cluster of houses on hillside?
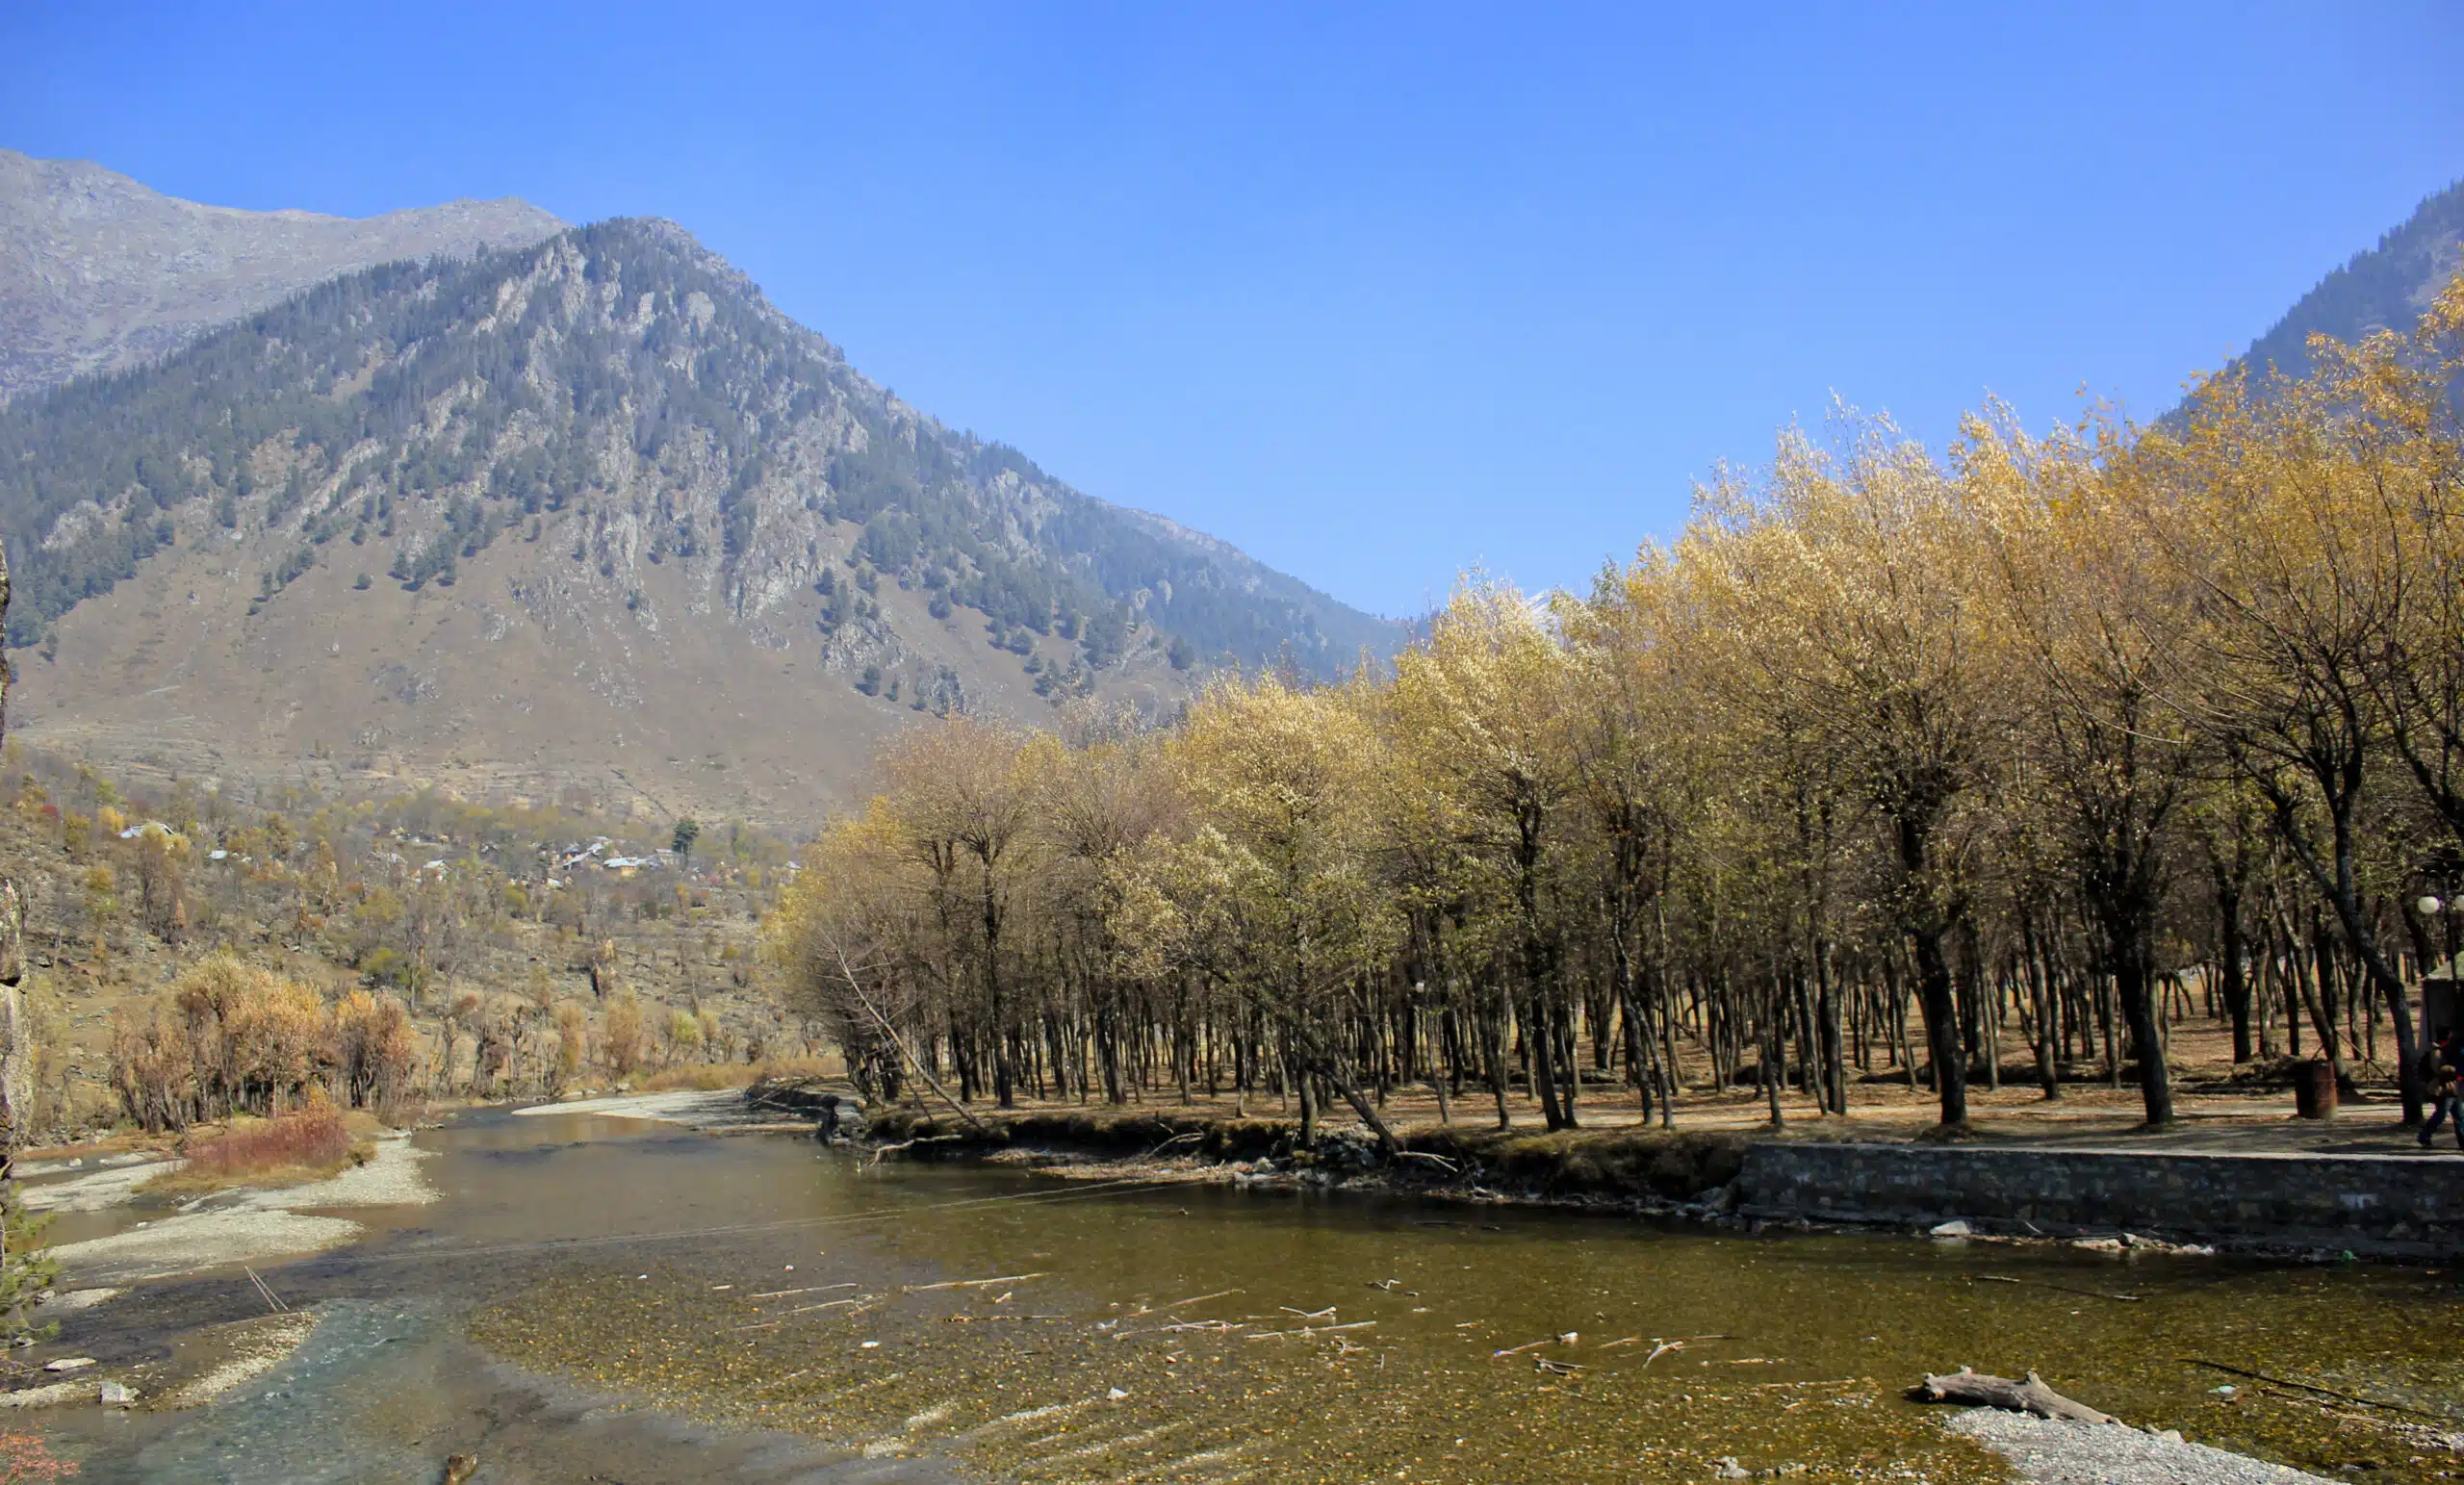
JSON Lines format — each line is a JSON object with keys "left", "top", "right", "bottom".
{"left": 547, "top": 837, "right": 672, "bottom": 881}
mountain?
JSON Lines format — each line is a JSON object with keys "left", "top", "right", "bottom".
{"left": 0, "top": 147, "right": 564, "bottom": 403}
{"left": 0, "top": 217, "right": 1402, "bottom": 824}
{"left": 2229, "top": 177, "right": 2463, "bottom": 384}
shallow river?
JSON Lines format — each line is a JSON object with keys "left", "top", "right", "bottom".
{"left": 38, "top": 1109, "right": 2464, "bottom": 1483}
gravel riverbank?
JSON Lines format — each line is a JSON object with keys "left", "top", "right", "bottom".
{"left": 1949, "top": 1409, "right": 2339, "bottom": 1485}
{"left": 45, "top": 1133, "right": 436, "bottom": 1285}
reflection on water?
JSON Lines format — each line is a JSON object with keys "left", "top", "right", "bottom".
{"left": 38, "top": 1109, "right": 2464, "bottom": 1482}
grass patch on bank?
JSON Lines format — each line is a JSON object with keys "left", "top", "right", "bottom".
{"left": 141, "top": 1103, "right": 379, "bottom": 1195}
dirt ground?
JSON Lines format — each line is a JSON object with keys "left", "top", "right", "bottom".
{"left": 963, "top": 1019, "right": 2436, "bottom": 1158}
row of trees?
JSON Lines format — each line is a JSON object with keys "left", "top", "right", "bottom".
{"left": 770, "top": 278, "right": 2464, "bottom": 1134}
{"left": 107, "top": 959, "right": 419, "bottom": 1130}
{"left": 102, "top": 957, "right": 763, "bottom": 1131}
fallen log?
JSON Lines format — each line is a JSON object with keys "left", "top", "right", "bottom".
{"left": 861, "top": 1133, "right": 972, "bottom": 1168}
{"left": 1911, "top": 1367, "right": 2117, "bottom": 1424}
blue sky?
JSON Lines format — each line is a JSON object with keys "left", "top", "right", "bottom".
{"left": 7, "top": 3, "right": 2460, "bottom": 618}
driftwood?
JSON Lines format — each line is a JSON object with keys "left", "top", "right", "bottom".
{"left": 906, "top": 1272, "right": 1046, "bottom": 1293}
{"left": 1165, "top": 1288, "right": 1242, "bottom": 1309}
{"left": 1912, "top": 1367, "right": 2117, "bottom": 1424}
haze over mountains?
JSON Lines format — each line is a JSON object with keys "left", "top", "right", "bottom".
{"left": 0, "top": 160, "right": 1399, "bottom": 824}
{"left": 0, "top": 148, "right": 563, "bottom": 404}
{"left": 0, "top": 155, "right": 2454, "bottom": 828}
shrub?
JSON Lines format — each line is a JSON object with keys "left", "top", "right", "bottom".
{"left": 603, "top": 994, "right": 643, "bottom": 1076}
{"left": 180, "top": 1101, "right": 350, "bottom": 1182}
{"left": 0, "top": 1185, "right": 57, "bottom": 1349}
{"left": 0, "top": 1429, "right": 77, "bottom": 1481}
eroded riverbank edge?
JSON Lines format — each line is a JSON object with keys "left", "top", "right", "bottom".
{"left": 836, "top": 1102, "right": 2464, "bottom": 1264}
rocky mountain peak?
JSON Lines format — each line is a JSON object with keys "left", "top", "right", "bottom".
{"left": 0, "top": 146, "right": 564, "bottom": 402}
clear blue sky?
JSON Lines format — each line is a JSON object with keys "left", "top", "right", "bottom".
{"left": 7, "top": 3, "right": 2460, "bottom": 618}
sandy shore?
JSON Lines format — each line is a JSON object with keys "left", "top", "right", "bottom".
{"left": 20, "top": 1157, "right": 183, "bottom": 1214}
{"left": 512, "top": 1088, "right": 747, "bottom": 1124}
{"left": 46, "top": 1133, "right": 437, "bottom": 1285}
{"left": 510, "top": 1088, "right": 792, "bottom": 1129}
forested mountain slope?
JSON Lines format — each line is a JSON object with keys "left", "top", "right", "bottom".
{"left": 2231, "top": 178, "right": 2463, "bottom": 385}
{"left": 0, "top": 147, "right": 563, "bottom": 402}
{"left": 0, "top": 218, "right": 1400, "bottom": 823}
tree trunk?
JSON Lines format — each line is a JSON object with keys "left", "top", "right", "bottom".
{"left": 1911, "top": 927, "right": 1968, "bottom": 1124}
{"left": 2217, "top": 883, "right": 2252, "bottom": 1063}
{"left": 2114, "top": 936, "right": 2173, "bottom": 1124}
{"left": 1816, "top": 945, "right": 1847, "bottom": 1114}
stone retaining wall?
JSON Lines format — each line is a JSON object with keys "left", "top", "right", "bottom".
{"left": 1736, "top": 1141, "right": 2464, "bottom": 1255}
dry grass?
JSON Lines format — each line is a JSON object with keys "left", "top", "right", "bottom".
{"left": 142, "top": 1104, "right": 374, "bottom": 1195}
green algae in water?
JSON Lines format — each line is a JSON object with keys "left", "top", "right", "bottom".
{"left": 463, "top": 1159, "right": 2464, "bottom": 1484}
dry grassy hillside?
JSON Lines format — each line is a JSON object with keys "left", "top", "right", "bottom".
{"left": 11, "top": 478, "right": 1192, "bottom": 829}
{"left": 1, "top": 747, "right": 816, "bottom": 1142}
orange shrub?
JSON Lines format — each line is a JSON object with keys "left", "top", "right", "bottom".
{"left": 182, "top": 1103, "right": 349, "bottom": 1180}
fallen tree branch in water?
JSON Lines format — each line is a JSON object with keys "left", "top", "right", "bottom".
{"left": 1911, "top": 1368, "right": 2116, "bottom": 1423}
{"left": 1247, "top": 1320, "right": 1375, "bottom": 1340}
{"left": 1974, "top": 1273, "right": 2143, "bottom": 1302}
{"left": 863, "top": 1134, "right": 970, "bottom": 1168}
{"left": 907, "top": 1272, "right": 1047, "bottom": 1292}
{"left": 1164, "top": 1289, "right": 1242, "bottom": 1309}
{"left": 751, "top": 1283, "right": 859, "bottom": 1300}
{"left": 2181, "top": 1358, "right": 2446, "bottom": 1418}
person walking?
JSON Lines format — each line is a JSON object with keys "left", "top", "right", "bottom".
{"left": 2418, "top": 1026, "right": 2464, "bottom": 1149}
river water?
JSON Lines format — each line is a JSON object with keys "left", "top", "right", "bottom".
{"left": 37, "top": 1108, "right": 2464, "bottom": 1483}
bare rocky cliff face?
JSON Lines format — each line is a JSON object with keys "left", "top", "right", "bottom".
{"left": 0, "top": 148, "right": 563, "bottom": 403}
